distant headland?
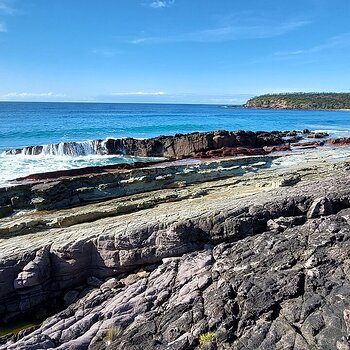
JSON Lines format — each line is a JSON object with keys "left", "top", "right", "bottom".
{"left": 227, "top": 92, "right": 350, "bottom": 110}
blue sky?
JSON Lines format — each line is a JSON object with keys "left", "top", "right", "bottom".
{"left": 0, "top": 0, "right": 349, "bottom": 104}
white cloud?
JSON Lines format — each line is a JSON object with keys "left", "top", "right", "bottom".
{"left": 148, "top": 0, "right": 175, "bottom": 8}
{"left": 0, "top": 0, "right": 14, "bottom": 14}
{"left": 104, "top": 92, "right": 253, "bottom": 104}
{"left": 111, "top": 91, "right": 166, "bottom": 96}
{"left": 274, "top": 50, "right": 304, "bottom": 56}
{"left": 131, "top": 19, "right": 310, "bottom": 44}
{"left": 0, "top": 22, "right": 6, "bottom": 32}
{"left": 274, "top": 32, "right": 350, "bottom": 57}
{"left": 91, "top": 48, "right": 118, "bottom": 57}
{"left": 0, "top": 0, "right": 16, "bottom": 33}
{"left": 131, "top": 38, "right": 147, "bottom": 44}
{"left": 3, "top": 92, "right": 67, "bottom": 98}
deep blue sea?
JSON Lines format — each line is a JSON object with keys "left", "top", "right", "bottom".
{"left": 1, "top": 101, "right": 350, "bottom": 186}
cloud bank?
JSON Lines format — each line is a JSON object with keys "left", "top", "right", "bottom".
{"left": 111, "top": 91, "right": 166, "bottom": 96}
{"left": 274, "top": 32, "right": 350, "bottom": 57}
{"left": 3, "top": 92, "right": 66, "bottom": 98}
{"left": 131, "top": 19, "right": 310, "bottom": 44}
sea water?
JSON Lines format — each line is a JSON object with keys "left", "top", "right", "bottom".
{"left": 1, "top": 102, "right": 350, "bottom": 186}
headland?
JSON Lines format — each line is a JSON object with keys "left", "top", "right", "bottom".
{"left": 228, "top": 92, "right": 350, "bottom": 110}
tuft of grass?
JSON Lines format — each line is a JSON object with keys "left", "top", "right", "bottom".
{"left": 197, "top": 331, "right": 216, "bottom": 348}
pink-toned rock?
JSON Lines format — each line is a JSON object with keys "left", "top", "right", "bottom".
{"left": 327, "top": 138, "right": 350, "bottom": 146}
{"left": 291, "top": 141, "right": 325, "bottom": 148}
{"left": 263, "top": 145, "right": 291, "bottom": 153}
{"left": 192, "top": 147, "right": 267, "bottom": 159}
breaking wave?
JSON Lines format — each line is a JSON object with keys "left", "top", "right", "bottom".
{"left": 4, "top": 139, "right": 111, "bottom": 157}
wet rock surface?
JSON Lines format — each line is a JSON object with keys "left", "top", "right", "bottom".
{"left": 6, "top": 130, "right": 285, "bottom": 159}
{"left": 1, "top": 156, "right": 350, "bottom": 349}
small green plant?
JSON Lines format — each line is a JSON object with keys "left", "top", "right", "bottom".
{"left": 197, "top": 331, "right": 216, "bottom": 348}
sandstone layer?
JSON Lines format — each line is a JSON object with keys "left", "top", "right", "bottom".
{"left": 0, "top": 156, "right": 274, "bottom": 218}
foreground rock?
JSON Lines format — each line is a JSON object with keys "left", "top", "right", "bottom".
{"left": 1, "top": 155, "right": 350, "bottom": 349}
{"left": 5, "top": 212, "right": 350, "bottom": 350}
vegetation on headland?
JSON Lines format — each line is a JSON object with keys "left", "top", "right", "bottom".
{"left": 243, "top": 92, "right": 350, "bottom": 110}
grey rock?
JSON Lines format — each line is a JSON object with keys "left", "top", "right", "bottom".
{"left": 307, "top": 196, "right": 333, "bottom": 218}
{"left": 4, "top": 210, "right": 350, "bottom": 349}
{"left": 13, "top": 247, "right": 51, "bottom": 290}
{"left": 2, "top": 158, "right": 350, "bottom": 349}
{"left": 277, "top": 174, "right": 301, "bottom": 187}
{"left": 64, "top": 290, "right": 80, "bottom": 305}
{"left": 87, "top": 277, "right": 103, "bottom": 288}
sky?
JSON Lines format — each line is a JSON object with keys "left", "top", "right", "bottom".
{"left": 0, "top": 0, "right": 350, "bottom": 104}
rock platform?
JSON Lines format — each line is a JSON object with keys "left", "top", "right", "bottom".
{"left": 1, "top": 132, "right": 350, "bottom": 349}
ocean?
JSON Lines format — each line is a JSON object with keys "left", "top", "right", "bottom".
{"left": 1, "top": 101, "right": 350, "bottom": 186}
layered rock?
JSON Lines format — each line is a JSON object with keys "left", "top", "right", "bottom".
{"left": 6, "top": 211, "right": 350, "bottom": 350}
{"left": 0, "top": 156, "right": 274, "bottom": 216}
{"left": 1, "top": 157, "right": 350, "bottom": 349}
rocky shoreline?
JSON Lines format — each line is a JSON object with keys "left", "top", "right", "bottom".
{"left": 4, "top": 130, "right": 286, "bottom": 158}
{"left": 1, "top": 130, "right": 350, "bottom": 349}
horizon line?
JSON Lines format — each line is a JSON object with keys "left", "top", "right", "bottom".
{"left": 0, "top": 100, "right": 245, "bottom": 106}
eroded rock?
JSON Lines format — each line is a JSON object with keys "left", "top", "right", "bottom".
{"left": 2, "top": 158, "right": 350, "bottom": 349}
{"left": 3, "top": 211, "right": 350, "bottom": 349}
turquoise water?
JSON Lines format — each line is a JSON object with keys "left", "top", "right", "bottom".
{"left": 1, "top": 102, "right": 350, "bottom": 149}
{"left": 1, "top": 102, "right": 350, "bottom": 186}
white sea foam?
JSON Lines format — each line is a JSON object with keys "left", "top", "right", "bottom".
{"left": 0, "top": 136, "right": 168, "bottom": 187}
{"left": 0, "top": 152, "right": 163, "bottom": 187}
{"left": 271, "top": 146, "right": 350, "bottom": 169}
{"left": 8, "top": 139, "right": 109, "bottom": 157}
{"left": 2, "top": 134, "right": 350, "bottom": 188}
{"left": 305, "top": 127, "right": 350, "bottom": 138}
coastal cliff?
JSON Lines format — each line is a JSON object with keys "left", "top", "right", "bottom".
{"left": 244, "top": 92, "right": 350, "bottom": 110}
